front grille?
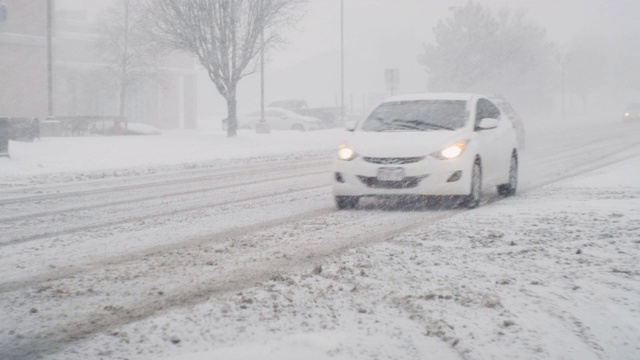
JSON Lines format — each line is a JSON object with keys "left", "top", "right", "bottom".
{"left": 363, "top": 156, "right": 425, "bottom": 165}
{"left": 357, "top": 175, "right": 428, "bottom": 189}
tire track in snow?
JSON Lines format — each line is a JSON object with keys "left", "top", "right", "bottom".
{"left": 0, "top": 159, "right": 330, "bottom": 213}
{"left": 0, "top": 180, "right": 329, "bottom": 248}
{"left": 0, "top": 166, "right": 329, "bottom": 224}
{"left": 1, "top": 208, "right": 460, "bottom": 360}
{"left": 0, "top": 205, "right": 339, "bottom": 294}
{"left": 521, "top": 143, "right": 640, "bottom": 191}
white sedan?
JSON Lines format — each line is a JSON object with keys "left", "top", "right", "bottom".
{"left": 332, "top": 93, "right": 520, "bottom": 209}
{"left": 222, "top": 107, "right": 323, "bottom": 131}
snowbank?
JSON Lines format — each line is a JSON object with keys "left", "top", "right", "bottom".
{"left": 0, "top": 129, "right": 344, "bottom": 182}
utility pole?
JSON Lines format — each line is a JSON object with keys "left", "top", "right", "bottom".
{"left": 340, "top": 0, "right": 344, "bottom": 124}
{"left": 47, "top": 0, "right": 54, "bottom": 117}
{"left": 256, "top": 15, "right": 270, "bottom": 134}
{"left": 562, "top": 58, "right": 566, "bottom": 121}
{"left": 118, "top": 0, "right": 131, "bottom": 132}
{"left": 261, "top": 28, "right": 265, "bottom": 122}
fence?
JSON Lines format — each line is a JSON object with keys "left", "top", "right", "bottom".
{"left": 47, "top": 116, "right": 125, "bottom": 136}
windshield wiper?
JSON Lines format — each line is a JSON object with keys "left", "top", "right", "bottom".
{"left": 390, "top": 119, "right": 455, "bottom": 131}
{"left": 418, "top": 123, "right": 455, "bottom": 131}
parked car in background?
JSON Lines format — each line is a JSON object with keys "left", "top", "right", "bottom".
{"left": 269, "top": 99, "right": 343, "bottom": 128}
{"left": 2, "top": 117, "right": 40, "bottom": 142}
{"left": 268, "top": 100, "right": 308, "bottom": 111}
{"left": 623, "top": 103, "right": 640, "bottom": 121}
{"left": 332, "top": 93, "right": 519, "bottom": 209}
{"left": 221, "top": 107, "right": 323, "bottom": 131}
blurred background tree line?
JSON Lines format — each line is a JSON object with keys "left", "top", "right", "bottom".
{"left": 419, "top": 1, "right": 639, "bottom": 116}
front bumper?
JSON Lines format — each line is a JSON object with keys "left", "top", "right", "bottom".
{"left": 332, "top": 154, "right": 473, "bottom": 197}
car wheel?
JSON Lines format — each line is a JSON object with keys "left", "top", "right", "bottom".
{"left": 335, "top": 196, "right": 359, "bottom": 209}
{"left": 498, "top": 153, "right": 517, "bottom": 197}
{"left": 464, "top": 161, "right": 482, "bottom": 209}
{"left": 292, "top": 124, "right": 305, "bottom": 131}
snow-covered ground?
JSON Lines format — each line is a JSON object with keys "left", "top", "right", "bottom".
{"left": 32, "top": 155, "right": 639, "bottom": 360}
{"left": 1, "top": 118, "right": 639, "bottom": 359}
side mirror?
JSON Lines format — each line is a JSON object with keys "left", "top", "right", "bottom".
{"left": 345, "top": 120, "right": 356, "bottom": 132}
{"left": 476, "top": 118, "right": 499, "bottom": 131}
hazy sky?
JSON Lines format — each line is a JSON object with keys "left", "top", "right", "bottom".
{"left": 274, "top": 0, "right": 618, "bottom": 69}
{"left": 57, "top": 0, "right": 636, "bottom": 64}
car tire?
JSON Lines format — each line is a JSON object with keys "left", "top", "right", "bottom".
{"left": 335, "top": 196, "right": 359, "bottom": 210}
{"left": 464, "top": 161, "right": 482, "bottom": 209}
{"left": 292, "top": 124, "right": 305, "bottom": 131}
{"left": 497, "top": 153, "right": 517, "bottom": 197}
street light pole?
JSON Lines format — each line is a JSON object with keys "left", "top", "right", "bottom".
{"left": 261, "top": 28, "right": 265, "bottom": 122}
{"left": 47, "top": 0, "right": 54, "bottom": 117}
{"left": 562, "top": 58, "right": 566, "bottom": 121}
{"left": 340, "top": 0, "right": 344, "bottom": 124}
{"left": 255, "top": 15, "right": 270, "bottom": 134}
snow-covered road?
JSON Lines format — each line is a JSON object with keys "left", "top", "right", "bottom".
{"left": 1, "top": 119, "right": 639, "bottom": 359}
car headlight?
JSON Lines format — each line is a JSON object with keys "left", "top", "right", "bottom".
{"left": 624, "top": 112, "right": 630, "bottom": 117}
{"left": 432, "top": 140, "right": 469, "bottom": 160}
{"left": 337, "top": 144, "right": 357, "bottom": 161}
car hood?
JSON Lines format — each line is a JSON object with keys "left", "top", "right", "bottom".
{"left": 348, "top": 130, "right": 468, "bottom": 158}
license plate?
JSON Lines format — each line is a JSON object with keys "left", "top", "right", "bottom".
{"left": 377, "top": 167, "right": 405, "bottom": 181}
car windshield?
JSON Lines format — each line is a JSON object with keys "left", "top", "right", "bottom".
{"left": 361, "top": 100, "right": 467, "bottom": 132}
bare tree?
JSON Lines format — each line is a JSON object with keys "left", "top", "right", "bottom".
{"left": 144, "top": 0, "right": 304, "bottom": 137}
{"left": 96, "top": 0, "right": 158, "bottom": 131}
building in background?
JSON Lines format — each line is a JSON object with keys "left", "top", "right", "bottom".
{"left": 0, "top": 0, "right": 197, "bottom": 129}
{"left": 0, "top": 0, "right": 48, "bottom": 119}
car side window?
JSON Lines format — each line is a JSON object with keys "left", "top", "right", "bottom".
{"left": 475, "top": 98, "right": 501, "bottom": 126}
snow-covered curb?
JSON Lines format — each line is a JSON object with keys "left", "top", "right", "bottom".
{"left": 0, "top": 129, "right": 344, "bottom": 186}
